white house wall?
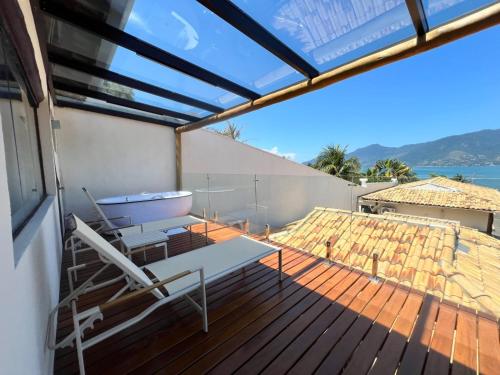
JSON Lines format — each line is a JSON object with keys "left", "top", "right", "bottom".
{"left": 182, "top": 129, "right": 329, "bottom": 176}
{"left": 391, "top": 203, "right": 490, "bottom": 232}
{"left": 182, "top": 129, "right": 362, "bottom": 227}
{"left": 0, "top": 2, "right": 62, "bottom": 374}
{"left": 54, "top": 108, "right": 177, "bottom": 220}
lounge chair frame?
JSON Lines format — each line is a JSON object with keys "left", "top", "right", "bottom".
{"left": 48, "top": 215, "right": 282, "bottom": 374}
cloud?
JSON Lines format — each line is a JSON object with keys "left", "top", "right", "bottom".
{"left": 128, "top": 11, "right": 153, "bottom": 34}
{"left": 265, "top": 146, "right": 296, "bottom": 161}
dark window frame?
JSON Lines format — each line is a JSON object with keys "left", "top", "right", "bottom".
{"left": 0, "top": 22, "right": 47, "bottom": 238}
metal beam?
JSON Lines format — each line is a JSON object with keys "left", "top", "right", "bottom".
{"left": 48, "top": 46, "right": 224, "bottom": 114}
{"left": 405, "top": 0, "right": 429, "bottom": 36}
{"left": 176, "top": 3, "right": 500, "bottom": 133}
{"left": 53, "top": 77, "right": 199, "bottom": 122}
{"left": 197, "top": 0, "right": 319, "bottom": 78}
{"left": 40, "top": 0, "right": 261, "bottom": 100}
{"left": 56, "top": 99, "right": 179, "bottom": 128}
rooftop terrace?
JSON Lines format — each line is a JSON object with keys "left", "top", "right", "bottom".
{"left": 54, "top": 221, "right": 500, "bottom": 374}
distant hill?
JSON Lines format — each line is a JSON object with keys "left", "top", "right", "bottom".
{"left": 346, "top": 129, "right": 500, "bottom": 168}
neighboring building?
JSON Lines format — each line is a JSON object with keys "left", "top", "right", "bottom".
{"left": 271, "top": 207, "right": 500, "bottom": 317}
{"left": 359, "top": 177, "right": 500, "bottom": 233}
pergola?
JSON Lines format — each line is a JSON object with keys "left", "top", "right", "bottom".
{"left": 35, "top": 0, "right": 500, "bottom": 133}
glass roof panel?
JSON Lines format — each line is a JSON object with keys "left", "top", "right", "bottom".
{"left": 45, "top": 16, "right": 246, "bottom": 109}
{"left": 51, "top": 64, "right": 211, "bottom": 117}
{"left": 63, "top": 0, "right": 305, "bottom": 94}
{"left": 232, "top": 0, "right": 416, "bottom": 73}
{"left": 56, "top": 90, "right": 188, "bottom": 125}
{"left": 422, "top": 0, "right": 496, "bottom": 28}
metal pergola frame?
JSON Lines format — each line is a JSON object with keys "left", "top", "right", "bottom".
{"left": 36, "top": 0, "right": 500, "bottom": 131}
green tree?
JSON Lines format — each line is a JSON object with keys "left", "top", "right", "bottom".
{"left": 369, "top": 159, "right": 416, "bottom": 183}
{"left": 213, "top": 121, "right": 244, "bottom": 141}
{"left": 312, "top": 145, "right": 361, "bottom": 178}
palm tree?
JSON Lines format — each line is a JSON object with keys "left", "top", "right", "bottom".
{"left": 370, "top": 159, "right": 416, "bottom": 182}
{"left": 213, "top": 121, "right": 243, "bottom": 141}
{"left": 312, "top": 145, "right": 361, "bottom": 178}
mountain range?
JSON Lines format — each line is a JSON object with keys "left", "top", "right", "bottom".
{"left": 346, "top": 129, "right": 500, "bottom": 168}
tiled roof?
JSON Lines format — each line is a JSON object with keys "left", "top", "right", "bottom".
{"left": 271, "top": 207, "right": 500, "bottom": 317}
{"left": 361, "top": 177, "right": 500, "bottom": 211}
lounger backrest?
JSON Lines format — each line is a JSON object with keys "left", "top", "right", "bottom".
{"left": 82, "top": 187, "right": 115, "bottom": 231}
{"left": 70, "top": 214, "right": 164, "bottom": 299}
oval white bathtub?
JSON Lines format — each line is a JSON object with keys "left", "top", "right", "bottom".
{"left": 96, "top": 191, "right": 192, "bottom": 224}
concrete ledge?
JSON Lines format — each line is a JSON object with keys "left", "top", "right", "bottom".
{"left": 13, "top": 195, "right": 56, "bottom": 266}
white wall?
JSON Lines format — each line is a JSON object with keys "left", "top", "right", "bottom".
{"left": 182, "top": 129, "right": 328, "bottom": 176}
{"left": 182, "top": 129, "right": 364, "bottom": 228}
{"left": 0, "top": 2, "right": 62, "bottom": 374}
{"left": 352, "top": 181, "right": 397, "bottom": 210}
{"left": 391, "top": 203, "right": 490, "bottom": 232}
{"left": 54, "top": 107, "right": 177, "bottom": 220}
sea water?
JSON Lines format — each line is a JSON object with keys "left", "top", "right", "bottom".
{"left": 413, "top": 166, "right": 500, "bottom": 190}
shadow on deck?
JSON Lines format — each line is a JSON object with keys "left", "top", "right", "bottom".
{"left": 54, "top": 223, "right": 499, "bottom": 374}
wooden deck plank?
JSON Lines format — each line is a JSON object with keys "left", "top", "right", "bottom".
{"left": 477, "top": 316, "right": 500, "bottom": 375}
{"left": 225, "top": 272, "right": 366, "bottom": 374}
{"left": 287, "top": 276, "right": 381, "bottom": 374}
{"left": 130, "top": 259, "right": 339, "bottom": 375}
{"left": 452, "top": 309, "right": 478, "bottom": 375}
{"left": 262, "top": 268, "right": 373, "bottom": 374}
{"left": 315, "top": 282, "right": 396, "bottom": 374}
{"left": 56, "top": 250, "right": 300, "bottom": 372}
{"left": 423, "top": 302, "right": 458, "bottom": 374}
{"left": 92, "top": 252, "right": 327, "bottom": 374}
{"left": 62, "top": 248, "right": 315, "bottom": 374}
{"left": 174, "top": 264, "right": 340, "bottom": 374}
{"left": 53, "top": 224, "right": 498, "bottom": 375}
{"left": 118, "top": 251, "right": 319, "bottom": 375}
{"left": 398, "top": 294, "right": 440, "bottom": 375}
{"left": 368, "top": 291, "right": 423, "bottom": 375}
{"left": 342, "top": 287, "right": 409, "bottom": 375}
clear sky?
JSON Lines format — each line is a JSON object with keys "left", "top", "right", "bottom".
{"left": 209, "top": 26, "right": 500, "bottom": 163}
{"left": 110, "top": 1, "right": 499, "bottom": 164}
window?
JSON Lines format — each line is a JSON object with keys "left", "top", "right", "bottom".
{"left": 0, "top": 25, "right": 45, "bottom": 236}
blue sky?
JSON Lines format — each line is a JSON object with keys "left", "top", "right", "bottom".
{"left": 209, "top": 26, "right": 500, "bottom": 162}
{"left": 110, "top": 1, "right": 500, "bottom": 163}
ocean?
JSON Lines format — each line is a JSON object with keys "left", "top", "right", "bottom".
{"left": 413, "top": 166, "right": 500, "bottom": 190}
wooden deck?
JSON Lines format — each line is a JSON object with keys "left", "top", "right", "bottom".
{"left": 54, "top": 223, "right": 500, "bottom": 374}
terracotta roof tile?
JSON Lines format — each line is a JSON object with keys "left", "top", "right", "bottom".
{"left": 361, "top": 177, "right": 500, "bottom": 211}
{"left": 271, "top": 207, "right": 500, "bottom": 317}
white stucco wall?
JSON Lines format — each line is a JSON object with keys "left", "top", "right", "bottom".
{"left": 182, "top": 129, "right": 362, "bottom": 227}
{"left": 361, "top": 199, "right": 491, "bottom": 232}
{"left": 182, "top": 129, "right": 328, "bottom": 176}
{"left": 391, "top": 203, "right": 490, "bottom": 232}
{"left": 0, "top": 3, "right": 62, "bottom": 374}
{"left": 54, "top": 107, "right": 177, "bottom": 220}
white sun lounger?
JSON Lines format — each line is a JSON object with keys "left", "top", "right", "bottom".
{"left": 48, "top": 214, "right": 282, "bottom": 375}
{"left": 69, "top": 188, "right": 206, "bottom": 267}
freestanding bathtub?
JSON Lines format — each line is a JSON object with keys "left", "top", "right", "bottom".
{"left": 96, "top": 191, "right": 192, "bottom": 224}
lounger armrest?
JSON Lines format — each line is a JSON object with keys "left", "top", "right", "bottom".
{"left": 101, "top": 224, "right": 137, "bottom": 235}
{"left": 99, "top": 267, "right": 203, "bottom": 313}
{"left": 85, "top": 215, "right": 132, "bottom": 226}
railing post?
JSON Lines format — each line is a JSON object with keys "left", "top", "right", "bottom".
{"left": 213, "top": 211, "right": 218, "bottom": 223}
{"left": 202, "top": 208, "right": 207, "bottom": 220}
{"left": 265, "top": 224, "right": 270, "bottom": 241}
{"left": 244, "top": 218, "right": 250, "bottom": 234}
{"left": 372, "top": 253, "right": 378, "bottom": 277}
{"left": 326, "top": 240, "right": 332, "bottom": 261}
{"left": 370, "top": 252, "right": 380, "bottom": 283}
